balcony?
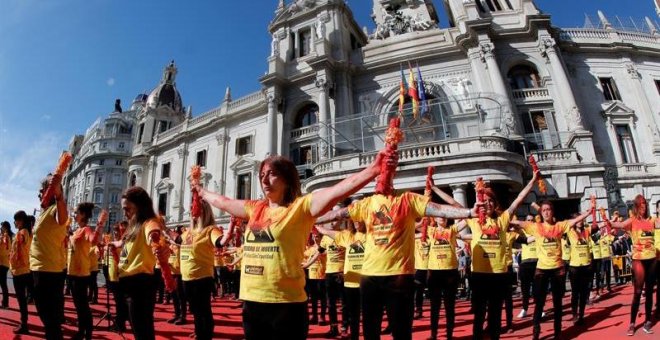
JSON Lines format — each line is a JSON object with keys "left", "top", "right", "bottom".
{"left": 618, "top": 163, "right": 650, "bottom": 177}
{"left": 511, "top": 88, "right": 551, "bottom": 105}
{"left": 290, "top": 124, "right": 319, "bottom": 140}
{"left": 531, "top": 148, "right": 580, "bottom": 167}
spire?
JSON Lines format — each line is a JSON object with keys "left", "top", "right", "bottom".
{"left": 224, "top": 86, "right": 232, "bottom": 103}
{"left": 645, "top": 16, "right": 658, "bottom": 35}
{"left": 162, "top": 60, "right": 178, "bottom": 84}
{"left": 597, "top": 10, "right": 612, "bottom": 30}
{"left": 276, "top": 0, "right": 285, "bottom": 13}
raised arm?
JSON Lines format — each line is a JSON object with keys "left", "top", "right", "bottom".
{"left": 195, "top": 185, "right": 249, "bottom": 219}
{"left": 315, "top": 207, "right": 350, "bottom": 225}
{"left": 229, "top": 254, "right": 243, "bottom": 267}
{"left": 424, "top": 201, "right": 476, "bottom": 220}
{"left": 315, "top": 225, "right": 339, "bottom": 240}
{"left": 431, "top": 186, "right": 463, "bottom": 208}
{"left": 609, "top": 218, "right": 633, "bottom": 230}
{"left": 52, "top": 176, "right": 68, "bottom": 226}
{"left": 506, "top": 171, "right": 540, "bottom": 216}
{"left": 309, "top": 150, "right": 393, "bottom": 217}
{"left": 302, "top": 251, "right": 321, "bottom": 269}
{"left": 215, "top": 218, "right": 237, "bottom": 248}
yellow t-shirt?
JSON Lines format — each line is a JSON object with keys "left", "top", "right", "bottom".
{"left": 108, "top": 245, "right": 121, "bottom": 282}
{"left": 68, "top": 227, "right": 92, "bottom": 277}
{"left": 414, "top": 238, "right": 430, "bottom": 270}
{"left": 240, "top": 195, "right": 315, "bottom": 303}
{"left": 305, "top": 245, "right": 327, "bottom": 280}
{"left": 599, "top": 234, "right": 614, "bottom": 258}
{"left": 334, "top": 231, "right": 366, "bottom": 288}
{"left": 427, "top": 225, "right": 459, "bottom": 270}
{"left": 168, "top": 245, "right": 181, "bottom": 275}
{"left": 567, "top": 227, "right": 592, "bottom": 267}
{"left": 591, "top": 238, "right": 602, "bottom": 260}
{"left": 522, "top": 221, "right": 571, "bottom": 270}
{"left": 10, "top": 229, "right": 31, "bottom": 276}
{"left": 89, "top": 246, "right": 99, "bottom": 272}
{"left": 235, "top": 246, "right": 243, "bottom": 270}
{"left": 30, "top": 204, "right": 69, "bottom": 272}
{"left": 519, "top": 229, "right": 538, "bottom": 261}
{"left": 348, "top": 193, "right": 429, "bottom": 276}
{"left": 214, "top": 249, "right": 224, "bottom": 267}
{"left": 466, "top": 211, "right": 511, "bottom": 274}
{"left": 0, "top": 234, "right": 11, "bottom": 267}
{"left": 320, "top": 235, "right": 345, "bottom": 274}
{"left": 180, "top": 225, "right": 223, "bottom": 281}
{"left": 630, "top": 218, "right": 656, "bottom": 260}
{"left": 561, "top": 238, "right": 571, "bottom": 262}
{"left": 118, "top": 218, "right": 161, "bottom": 278}
{"left": 505, "top": 231, "right": 519, "bottom": 267}
{"left": 655, "top": 227, "right": 660, "bottom": 259}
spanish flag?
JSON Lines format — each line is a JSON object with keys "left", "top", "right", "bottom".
{"left": 408, "top": 62, "right": 420, "bottom": 119}
{"left": 398, "top": 65, "right": 408, "bottom": 115}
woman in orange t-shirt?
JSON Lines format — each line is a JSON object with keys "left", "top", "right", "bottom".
{"left": 609, "top": 194, "right": 657, "bottom": 336}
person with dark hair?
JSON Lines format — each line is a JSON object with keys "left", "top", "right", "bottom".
{"left": 180, "top": 201, "right": 234, "bottom": 340}
{"left": 413, "top": 219, "right": 430, "bottom": 322}
{"left": 108, "top": 186, "right": 174, "bottom": 340}
{"left": 303, "top": 232, "right": 328, "bottom": 327}
{"left": 10, "top": 211, "right": 32, "bottom": 334}
{"left": 88, "top": 243, "right": 100, "bottom": 304}
{"left": 196, "top": 152, "right": 394, "bottom": 339}
{"left": 516, "top": 199, "right": 594, "bottom": 340}
{"left": 608, "top": 194, "right": 657, "bottom": 335}
{"left": 68, "top": 202, "right": 101, "bottom": 340}
{"left": 106, "top": 222, "right": 128, "bottom": 332}
{"left": 566, "top": 214, "right": 594, "bottom": 326}
{"left": 166, "top": 226, "right": 186, "bottom": 325}
{"left": 319, "top": 216, "right": 347, "bottom": 337}
{"left": 0, "top": 221, "right": 13, "bottom": 309}
{"left": 516, "top": 215, "right": 538, "bottom": 319}
{"left": 30, "top": 174, "right": 69, "bottom": 340}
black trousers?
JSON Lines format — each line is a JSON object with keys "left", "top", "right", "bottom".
{"left": 428, "top": 269, "right": 459, "bottom": 339}
{"left": 414, "top": 269, "right": 427, "bottom": 313}
{"left": 344, "top": 287, "right": 361, "bottom": 340}
{"left": 70, "top": 275, "right": 92, "bottom": 339}
{"left": 153, "top": 268, "right": 164, "bottom": 303}
{"left": 33, "top": 270, "right": 66, "bottom": 340}
{"left": 592, "top": 259, "right": 602, "bottom": 291}
{"left": 471, "top": 272, "right": 507, "bottom": 340}
{"left": 326, "top": 272, "right": 344, "bottom": 325}
{"left": 172, "top": 274, "right": 186, "bottom": 320}
{"left": 519, "top": 261, "right": 537, "bottom": 311}
{"left": 601, "top": 258, "right": 612, "bottom": 289}
{"left": 88, "top": 270, "right": 99, "bottom": 302}
{"left": 102, "top": 264, "right": 109, "bottom": 285}
{"left": 243, "top": 301, "right": 308, "bottom": 340}
{"left": 108, "top": 281, "right": 128, "bottom": 329}
{"left": 569, "top": 265, "right": 591, "bottom": 320}
{"left": 13, "top": 273, "right": 32, "bottom": 326}
{"left": 119, "top": 273, "right": 156, "bottom": 340}
{"left": 504, "top": 265, "right": 516, "bottom": 328}
{"left": 0, "top": 265, "right": 8, "bottom": 307}
{"left": 533, "top": 267, "right": 566, "bottom": 337}
{"left": 184, "top": 277, "right": 215, "bottom": 340}
{"left": 308, "top": 278, "right": 327, "bottom": 321}
{"left": 361, "top": 274, "right": 415, "bottom": 340}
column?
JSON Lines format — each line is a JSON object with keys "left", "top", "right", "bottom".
{"left": 450, "top": 184, "right": 468, "bottom": 208}
{"left": 316, "top": 77, "right": 330, "bottom": 159}
{"left": 478, "top": 41, "right": 518, "bottom": 136}
{"left": 214, "top": 132, "right": 229, "bottom": 195}
{"left": 539, "top": 37, "right": 585, "bottom": 131}
{"left": 624, "top": 62, "right": 660, "bottom": 143}
{"left": 266, "top": 94, "right": 278, "bottom": 157}
{"left": 175, "top": 143, "right": 188, "bottom": 221}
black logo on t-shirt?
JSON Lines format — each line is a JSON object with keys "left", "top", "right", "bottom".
{"left": 543, "top": 237, "right": 559, "bottom": 244}
{"left": 348, "top": 241, "right": 365, "bottom": 254}
{"left": 480, "top": 233, "right": 500, "bottom": 240}
{"left": 372, "top": 207, "right": 393, "bottom": 226}
{"left": 641, "top": 231, "right": 653, "bottom": 237}
{"left": 245, "top": 228, "right": 275, "bottom": 243}
{"left": 433, "top": 238, "right": 451, "bottom": 245}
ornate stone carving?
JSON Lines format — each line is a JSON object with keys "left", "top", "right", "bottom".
{"left": 359, "top": 92, "right": 380, "bottom": 114}
{"left": 270, "top": 34, "right": 279, "bottom": 57}
{"left": 315, "top": 78, "right": 328, "bottom": 90}
{"left": 371, "top": 9, "right": 436, "bottom": 40}
{"left": 539, "top": 37, "right": 556, "bottom": 61}
{"left": 288, "top": 0, "right": 317, "bottom": 13}
{"left": 565, "top": 106, "right": 583, "bottom": 131}
{"left": 176, "top": 145, "right": 188, "bottom": 159}
{"left": 625, "top": 63, "right": 640, "bottom": 79}
{"left": 215, "top": 132, "right": 229, "bottom": 145}
{"left": 479, "top": 42, "right": 494, "bottom": 63}
{"left": 315, "top": 13, "right": 329, "bottom": 39}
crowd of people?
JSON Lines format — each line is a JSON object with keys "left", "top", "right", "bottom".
{"left": 1, "top": 148, "right": 659, "bottom": 340}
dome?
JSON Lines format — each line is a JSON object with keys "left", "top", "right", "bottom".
{"left": 133, "top": 93, "right": 148, "bottom": 103}
{"left": 145, "top": 60, "right": 183, "bottom": 113}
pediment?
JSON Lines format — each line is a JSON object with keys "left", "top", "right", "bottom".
{"left": 229, "top": 156, "right": 260, "bottom": 172}
{"left": 601, "top": 101, "right": 635, "bottom": 117}
{"left": 155, "top": 178, "right": 174, "bottom": 191}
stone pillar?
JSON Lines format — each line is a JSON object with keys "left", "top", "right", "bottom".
{"left": 175, "top": 143, "right": 188, "bottom": 221}
{"left": 316, "top": 77, "right": 330, "bottom": 159}
{"left": 266, "top": 94, "right": 278, "bottom": 157}
{"left": 478, "top": 41, "right": 517, "bottom": 136}
{"left": 451, "top": 184, "right": 468, "bottom": 208}
{"left": 539, "top": 37, "right": 585, "bottom": 131}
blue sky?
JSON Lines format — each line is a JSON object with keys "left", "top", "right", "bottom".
{"left": 0, "top": 0, "right": 655, "bottom": 226}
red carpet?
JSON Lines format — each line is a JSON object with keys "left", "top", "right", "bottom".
{"left": 0, "top": 283, "right": 656, "bottom": 339}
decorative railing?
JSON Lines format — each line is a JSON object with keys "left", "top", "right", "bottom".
{"left": 290, "top": 124, "right": 320, "bottom": 139}
{"left": 511, "top": 88, "right": 550, "bottom": 102}
{"left": 559, "top": 28, "right": 658, "bottom": 46}
{"left": 188, "top": 111, "right": 216, "bottom": 128}
{"left": 531, "top": 148, "right": 580, "bottom": 165}
{"left": 156, "top": 124, "right": 183, "bottom": 141}
{"left": 559, "top": 28, "right": 610, "bottom": 40}
{"left": 619, "top": 163, "right": 649, "bottom": 175}
{"left": 227, "top": 91, "right": 265, "bottom": 112}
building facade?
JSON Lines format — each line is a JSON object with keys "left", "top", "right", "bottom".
{"left": 69, "top": 0, "right": 660, "bottom": 226}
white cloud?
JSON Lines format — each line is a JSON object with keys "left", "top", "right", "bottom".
{"left": 107, "top": 77, "right": 115, "bottom": 86}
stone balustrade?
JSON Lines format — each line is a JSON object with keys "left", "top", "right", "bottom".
{"left": 531, "top": 148, "right": 579, "bottom": 166}
{"left": 511, "top": 88, "right": 550, "bottom": 103}
{"left": 619, "top": 163, "right": 648, "bottom": 175}
{"left": 290, "top": 124, "right": 320, "bottom": 139}
{"left": 227, "top": 91, "right": 265, "bottom": 112}
{"left": 559, "top": 28, "right": 658, "bottom": 48}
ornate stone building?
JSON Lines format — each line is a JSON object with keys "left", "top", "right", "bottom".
{"left": 71, "top": 0, "right": 660, "bottom": 226}
{"left": 63, "top": 97, "right": 143, "bottom": 228}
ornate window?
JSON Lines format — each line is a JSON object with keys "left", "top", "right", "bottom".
{"left": 521, "top": 110, "right": 560, "bottom": 150}
{"left": 507, "top": 65, "right": 541, "bottom": 90}
{"left": 161, "top": 162, "right": 171, "bottom": 179}
{"left": 615, "top": 125, "right": 638, "bottom": 164}
{"left": 236, "top": 136, "right": 253, "bottom": 156}
{"left": 158, "top": 193, "right": 167, "bottom": 216}
{"left": 599, "top": 77, "right": 621, "bottom": 101}
{"left": 601, "top": 101, "right": 640, "bottom": 165}
{"left": 295, "top": 104, "right": 318, "bottom": 129}
{"left": 196, "top": 150, "right": 207, "bottom": 167}
{"left": 236, "top": 173, "right": 252, "bottom": 200}
{"left": 299, "top": 28, "right": 312, "bottom": 58}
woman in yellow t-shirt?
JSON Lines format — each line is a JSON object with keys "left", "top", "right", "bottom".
{"left": 196, "top": 152, "right": 392, "bottom": 339}
{"left": 109, "top": 187, "right": 173, "bottom": 340}
{"left": 106, "top": 222, "right": 128, "bottom": 332}
{"left": 68, "top": 202, "right": 101, "bottom": 340}
{"left": 316, "top": 220, "right": 366, "bottom": 340}
{"left": 517, "top": 199, "right": 593, "bottom": 340}
{"left": 166, "top": 226, "right": 187, "bottom": 325}
{"left": 608, "top": 195, "right": 657, "bottom": 335}
{"left": 180, "top": 202, "right": 233, "bottom": 340}
{"left": 9, "top": 211, "right": 32, "bottom": 335}
{"left": 0, "top": 221, "right": 12, "bottom": 309}
{"left": 88, "top": 245, "right": 100, "bottom": 304}
{"left": 31, "top": 174, "right": 69, "bottom": 340}
{"left": 566, "top": 216, "right": 594, "bottom": 326}
{"left": 303, "top": 232, "right": 327, "bottom": 326}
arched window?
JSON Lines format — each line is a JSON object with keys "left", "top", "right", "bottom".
{"left": 295, "top": 104, "right": 318, "bottom": 129}
{"left": 129, "top": 173, "right": 137, "bottom": 187}
{"left": 507, "top": 65, "right": 541, "bottom": 90}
